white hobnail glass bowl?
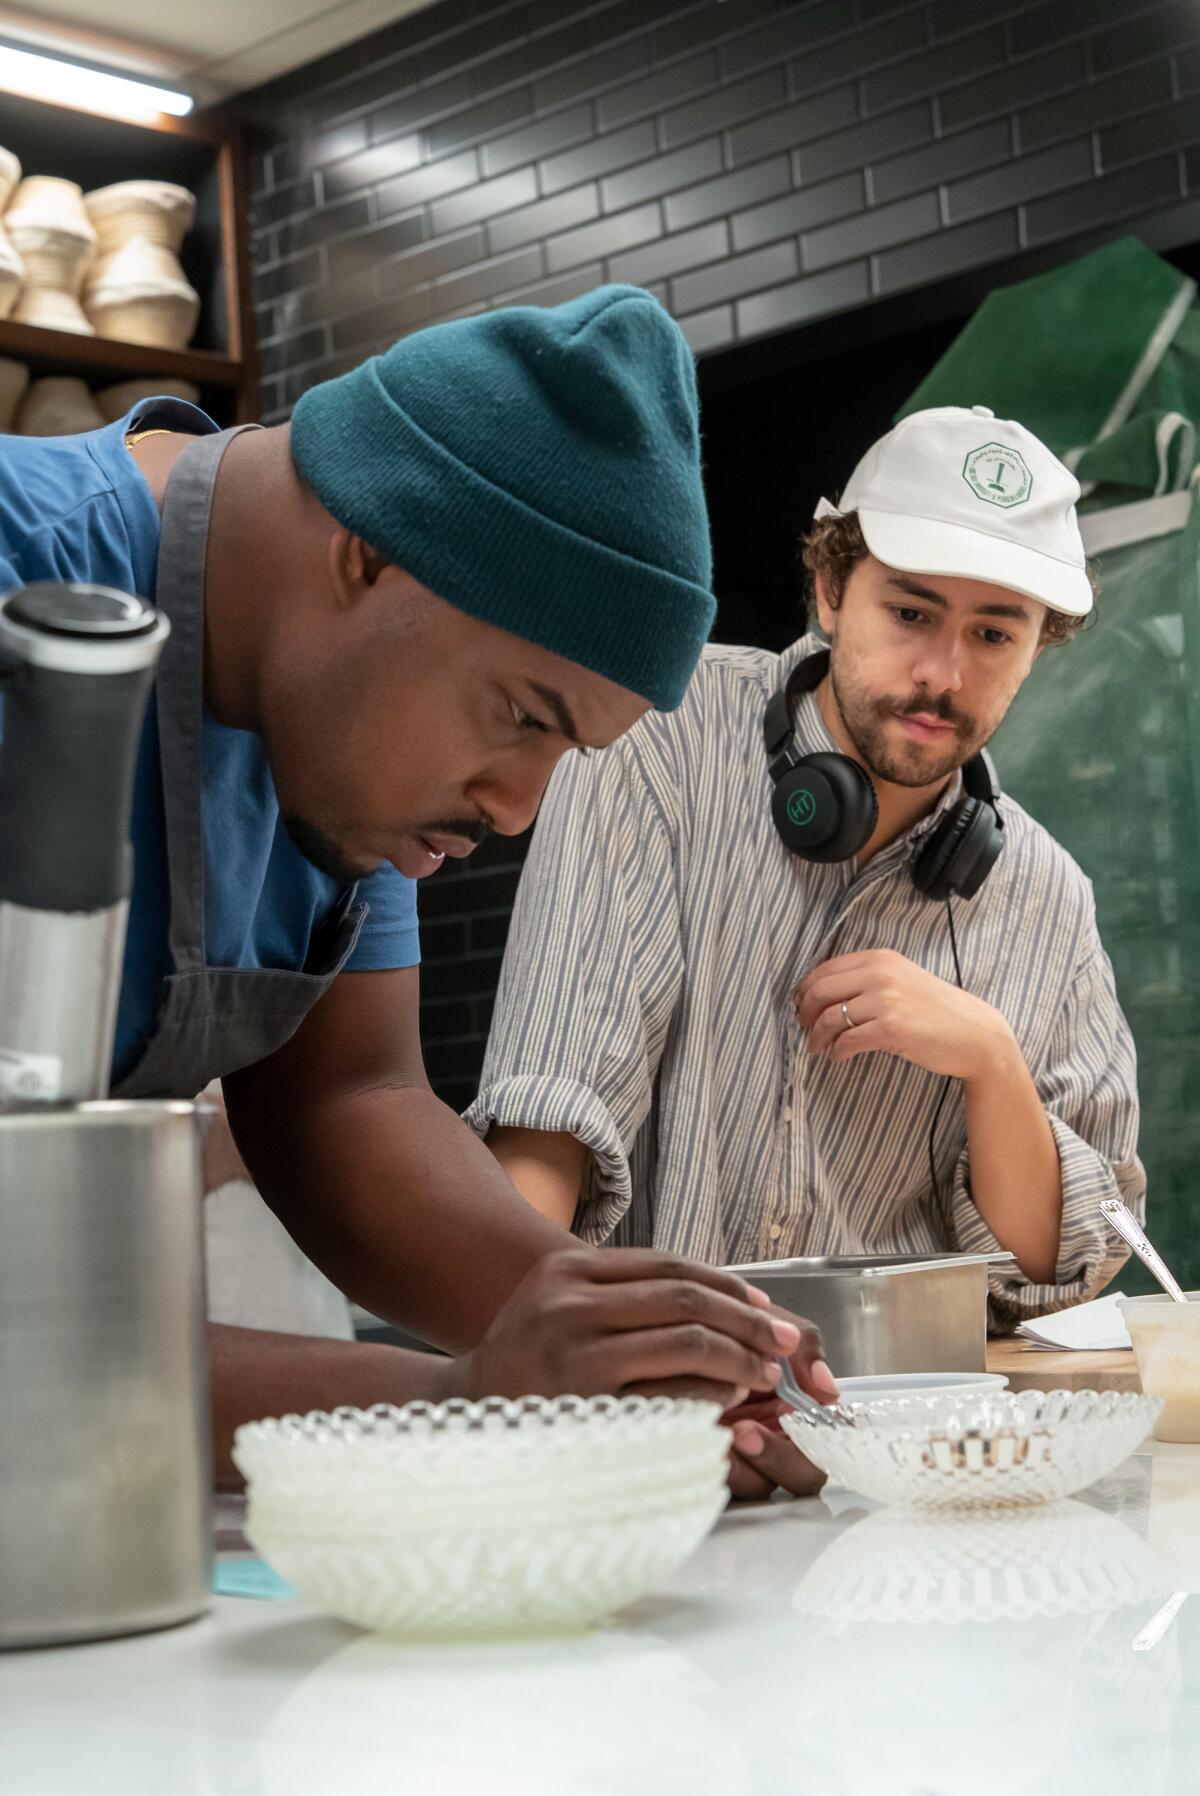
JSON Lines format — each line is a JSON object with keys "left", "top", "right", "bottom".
{"left": 234, "top": 1395, "right": 730, "bottom": 1637}
{"left": 780, "top": 1387, "right": 1161, "bottom": 1510}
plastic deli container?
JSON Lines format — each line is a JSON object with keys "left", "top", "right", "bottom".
{"left": 1119, "top": 1294, "right": 1200, "bottom": 1443}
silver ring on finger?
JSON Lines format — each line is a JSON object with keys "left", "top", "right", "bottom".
{"left": 840, "top": 1001, "right": 856, "bottom": 1032}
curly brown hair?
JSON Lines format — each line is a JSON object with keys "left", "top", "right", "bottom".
{"left": 800, "top": 510, "right": 1097, "bottom": 647}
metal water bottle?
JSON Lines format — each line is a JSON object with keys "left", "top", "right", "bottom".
{"left": 0, "top": 582, "right": 169, "bottom": 1106}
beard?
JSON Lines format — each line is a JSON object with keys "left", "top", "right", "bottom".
{"left": 283, "top": 814, "right": 381, "bottom": 884}
{"left": 828, "top": 650, "right": 982, "bottom": 789}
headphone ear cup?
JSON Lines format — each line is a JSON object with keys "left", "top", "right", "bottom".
{"left": 772, "top": 752, "right": 878, "bottom": 862}
{"left": 949, "top": 801, "right": 1004, "bottom": 899}
{"left": 912, "top": 797, "right": 1004, "bottom": 900}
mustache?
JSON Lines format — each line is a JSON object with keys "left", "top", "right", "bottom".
{"left": 417, "top": 816, "right": 493, "bottom": 847}
{"left": 883, "top": 691, "right": 974, "bottom": 732}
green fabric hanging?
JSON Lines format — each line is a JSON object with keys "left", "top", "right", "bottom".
{"left": 995, "top": 502, "right": 1200, "bottom": 1294}
{"left": 898, "top": 236, "right": 1200, "bottom": 1293}
{"left": 899, "top": 237, "right": 1196, "bottom": 486}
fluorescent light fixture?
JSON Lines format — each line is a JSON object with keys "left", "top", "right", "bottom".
{"left": 0, "top": 41, "right": 192, "bottom": 121}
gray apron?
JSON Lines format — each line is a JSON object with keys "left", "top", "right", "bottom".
{"left": 114, "top": 425, "right": 366, "bottom": 1101}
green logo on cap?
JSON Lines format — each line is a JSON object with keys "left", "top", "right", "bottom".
{"left": 963, "top": 442, "right": 1032, "bottom": 508}
{"left": 787, "top": 788, "right": 816, "bottom": 827}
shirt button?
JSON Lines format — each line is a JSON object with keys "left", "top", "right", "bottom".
{"left": 768, "top": 1223, "right": 783, "bottom": 1242}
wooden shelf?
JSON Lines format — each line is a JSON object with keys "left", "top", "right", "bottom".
{"left": 0, "top": 90, "right": 258, "bottom": 423}
{"left": 0, "top": 317, "right": 241, "bottom": 388}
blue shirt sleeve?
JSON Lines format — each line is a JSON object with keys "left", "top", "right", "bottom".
{"left": 346, "top": 863, "right": 421, "bottom": 970}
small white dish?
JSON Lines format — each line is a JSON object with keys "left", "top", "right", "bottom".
{"left": 836, "top": 1371, "right": 1008, "bottom": 1403}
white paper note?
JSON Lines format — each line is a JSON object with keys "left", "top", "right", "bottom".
{"left": 1016, "top": 1291, "right": 1132, "bottom": 1351}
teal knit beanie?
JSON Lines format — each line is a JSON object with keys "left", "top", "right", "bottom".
{"left": 290, "top": 285, "right": 714, "bottom": 710}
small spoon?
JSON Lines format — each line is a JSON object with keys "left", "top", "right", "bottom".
{"left": 1100, "top": 1198, "right": 1190, "bottom": 1305}
{"left": 776, "top": 1358, "right": 859, "bottom": 1428}
{"left": 1132, "top": 1589, "right": 1189, "bottom": 1652}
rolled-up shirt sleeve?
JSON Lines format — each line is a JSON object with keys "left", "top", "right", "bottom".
{"left": 463, "top": 734, "right": 683, "bottom": 1242}
{"left": 950, "top": 937, "right": 1145, "bottom": 1329}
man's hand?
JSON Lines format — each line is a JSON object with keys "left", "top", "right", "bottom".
{"left": 796, "top": 949, "right": 1014, "bottom": 1084}
{"left": 726, "top": 1396, "right": 827, "bottom": 1502}
{"left": 724, "top": 1302, "right": 840, "bottom": 1501}
{"left": 448, "top": 1247, "right": 832, "bottom": 1414}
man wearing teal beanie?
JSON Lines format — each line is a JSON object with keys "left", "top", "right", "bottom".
{"left": 0, "top": 282, "right": 831, "bottom": 1491}
{"left": 291, "top": 283, "right": 716, "bottom": 710}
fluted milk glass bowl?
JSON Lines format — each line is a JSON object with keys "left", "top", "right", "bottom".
{"left": 780, "top": 1387, "right": 1161, "bottom": 1509}
{"left": 233, "top": 1395, "right": 730, "bottom": 1637}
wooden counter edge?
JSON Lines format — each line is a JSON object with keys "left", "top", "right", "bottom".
{"left": 987, "top": 1336, "right": 1142, "bottom": 1393}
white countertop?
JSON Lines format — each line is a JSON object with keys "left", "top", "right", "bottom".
{"left": 4, "top": 1441, "right": 1200, "bottom": 1796}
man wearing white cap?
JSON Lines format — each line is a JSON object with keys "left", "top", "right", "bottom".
{"left": 469, "top": 406, "right": 1144, "bottom": 1486}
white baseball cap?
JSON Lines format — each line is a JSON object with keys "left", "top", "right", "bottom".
{"left": 816, "top": 404, "right": 1092, "bottom": 617}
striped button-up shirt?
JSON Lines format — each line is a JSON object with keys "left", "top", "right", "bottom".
{"left": 465, "top": 638, "right": 1144, "bottom": 1325}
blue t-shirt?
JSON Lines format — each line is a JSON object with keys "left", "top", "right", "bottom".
{"left": 0, "top": 402, "right": 419, "bottom": 1085}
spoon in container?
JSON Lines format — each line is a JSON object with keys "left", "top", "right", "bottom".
{"left": 1100, "top": 1198, "right": 1189, "bottom": 1304}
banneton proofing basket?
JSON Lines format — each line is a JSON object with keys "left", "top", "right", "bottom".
{"left": 84, "top": 181, "right": 195, "bottom": 256}
{"left": 84, "top": 244, "right": 199, "bottom": 349}
{"left": 5, "top": 178, "right": 95, "bottom": 337}
{"left": 0, "top": 356, "right": 29, "bottom": 428}
{"left": 0, "top": 145, "right": 20, "bottom": 212}
{"left": 0, "top": 228, "right": 21, "bottom": 322}
{"left": 83, "top": 182, "right": 198, "bottom": 349}
{"left": 0, "top": 146, "right": 23, "bottom": 335}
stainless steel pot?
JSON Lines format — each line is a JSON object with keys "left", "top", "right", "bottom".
{"left": 0, "top": 1101, "right": 210, "bottom": 1648}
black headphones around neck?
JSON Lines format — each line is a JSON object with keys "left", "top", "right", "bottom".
{"left": 763, "top": 650, "right": 1005, "bottom": 901}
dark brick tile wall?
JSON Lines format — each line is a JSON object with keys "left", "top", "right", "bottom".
{"left": 242, "top": 0, "right": 1200, "bottom": 1104}
{"left": 943, "top": 136, "right": 1095, "bottom": 224}
{"left": 732, "top": 168, "right": 863, "bottom": 249}
{"left": 870, "top": 116, "right": 1010, "bottom": 202}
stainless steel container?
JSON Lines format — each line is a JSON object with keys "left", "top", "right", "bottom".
{"left": 726, "top": 1253, "right": 1012, "bottom": 1377}
{"left": 0, "top": 1102, "right": 211, "bottom": 1649}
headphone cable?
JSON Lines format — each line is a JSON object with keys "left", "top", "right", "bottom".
{"left": 927, "top": 891, "right": 965, "bottom": 1206}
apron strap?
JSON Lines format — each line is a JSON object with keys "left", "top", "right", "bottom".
{"left": 154, "top": 424, "right": 262, "bottom": 975}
